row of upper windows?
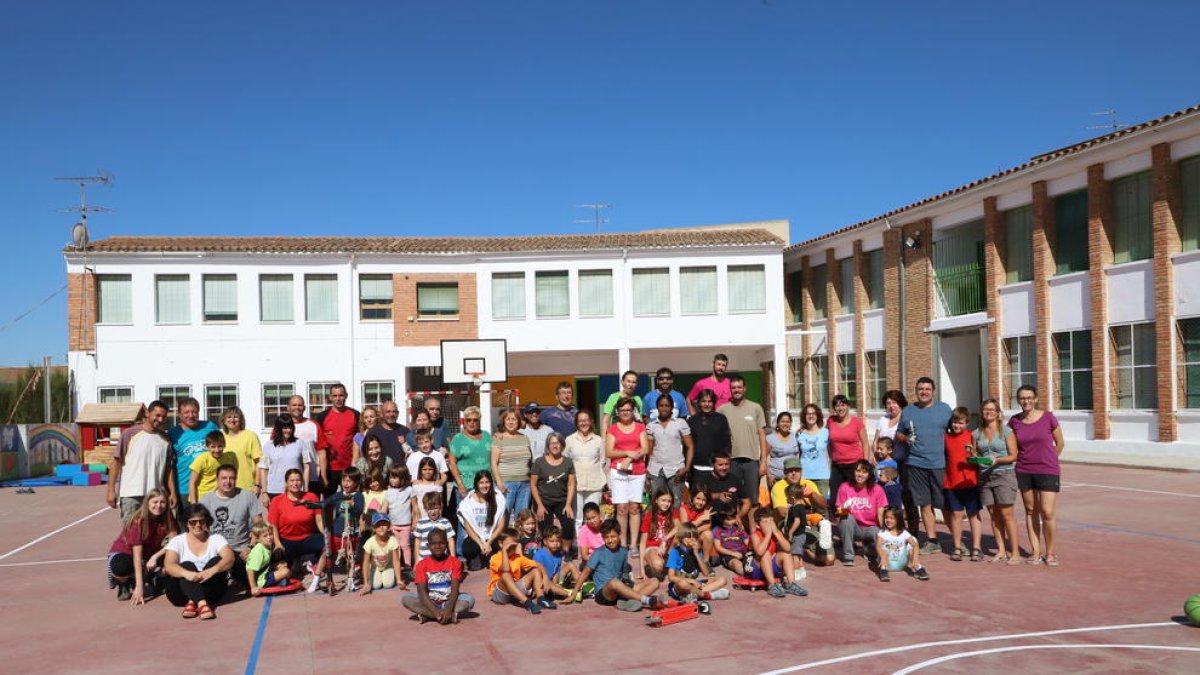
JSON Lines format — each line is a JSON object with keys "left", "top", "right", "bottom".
{"left": 786, "top": 249, "right": 885, "bottom": 323}
{"left": 92, "top": 264, "right": 769, "bottom": 325}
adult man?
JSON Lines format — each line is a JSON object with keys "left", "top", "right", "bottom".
{"left": 770, "top": 457, "right": 833, "bottom": 566}
{"left": 168, "top": 397, "right": 220, "bottom": 516}
{"left": 646, "top": 394, "right": 693, "bottom": 505}
{"left": 519, "top": 402, "right": 553, "bottom": 461}
{"left": 366, "top": 400, "right": 411, "bottom": 466}
{"left": 642, "top": 367, "right": 688, "bottom": 420}
{"left": 107, "top": 400, "right": 175, "bottom": 519}
{"left": 288, "top": 395, "right": 329, "bottom": 492}
{"left": 686, "top": 353, "right": 732, "bottom": 415}
{"left": 717, "top": 375, "right": 767, "bottom": 526}
{"left": 703, "top": 452, "right": 749, "bottom": 518}
{"left": 686, "top": 389, "right": 731, "bottom": 491}
{"left": 423, "top": 396, "right": 449, "bottom": 450}
{"left": 540, "top": 381, "right": 578, "bottom": 437}
{"left": 199, "top": 463, "right": 266, "bottom": 588}
{"left": 314, "top": 383, "right": 359, "bottom": 496}
{"left": 894, "top": 377, "right": 953, "bottom": 554}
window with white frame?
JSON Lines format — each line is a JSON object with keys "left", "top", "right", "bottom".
{"left": 205, "top": 384, "right": 239, "bottom": 424}
{"left": 811, "top": 355, "right": 829, "bottom": 407}
{"left": 359, "top": 274, "right": 393, "bottom": 320}
{"left": 1111, "top": 322, "right": 1156, "bottom": 409}
{"left": 361, "top": 381, "right": 394, "bottom": 408}
{"left": 155, "top": 275, "right": 190, "bottom": 324}
{"left": 259, "top": 274, "right": 294, "bottom": 322}
{"left": 787, "top": 357, "right": 805, "bottom": 407}
{"left": 632, "top": 268, "right": 670, "bottom": 317}
{"left": 1003, "top": 335, "right": 1037, "bottom": 409}
{"left": 1180, "top": 318, "right": 1200, "bottom": 408}
{"left": 865, "top": 349, "right": 886, "bottom": 409}
{"left": 837, "top": 258, "right": 854, "bottom": 314}
{"left": 491, "top": 272, "right": 526, "bottom": 320}
{"left": 262, "top": 383, "right": 295, "bottom": 428}
{"left": 307, "top": 382, "right": 338, "bottom": 414}
{"left": 728, "top": 264, "right": 766, "bottom": 314}
{"left": 417, "top": 283, "right": 459, "bottom": 317}
{"left": 98, "top": 386, "right": 133, "bottom": 403}
{"left": 156, "top": 385, "right": 191, "bottom": 427}
{"left": 535, "top": 271, "right": 569, "bottom": 318}
{"left": 1053, "top": 330, "right": 1093, "bottom": 410}
{"left": 305, "top": 274, "right": 338, "bottom": 322}
{"left": 202, "top": 274, "right": 238, "bottom": 322}
{"left": 680, "top": 266, "right": 718, "bottom": 315}
{"left": 96, "top": 274, "right": 132, "bottom": 324}
{"left": 578, "top": 270, "right": 613, "bottom": 317}
{"left": 837, "top": 352, "right": 857, "bottom": 408}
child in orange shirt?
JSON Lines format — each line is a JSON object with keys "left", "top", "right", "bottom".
{"left": 488, "top": 528, "right": 552, "bottom": 614}
{"left": 944, "top": 407, "right": 983, "bottom": 561}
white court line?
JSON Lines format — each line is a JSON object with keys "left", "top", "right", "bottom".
{"left": 758, "top": 622, "right": 1181, "bottom": 674}
{"left": 1064, "top": 483, "right": 1200, "bottom": 499}
{"left": 0, "top": 556, "right": 105, "bottom": 568}
{"left": 892, "top": 643, "right": 1200, "bottom": 674}
{"left": 0, "top": 506, "right": 109, "bottom": 561}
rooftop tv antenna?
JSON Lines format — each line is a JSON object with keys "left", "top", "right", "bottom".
{"left": 1086, "top": 110, "right": 1128, "bottom": 132}
{"left": 573, "top": 203, "right": 611, "bottom": 233}
{"left": 54, "top": 171, "right": 114, "bottom": 249}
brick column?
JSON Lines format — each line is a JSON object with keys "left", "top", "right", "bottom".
{"left": 1030, "top": 182, "right": 1056, "bottom": 411}
{"left": 1151, "top": 143, "right": 1182, "bottom": 441}
{"left": 852, "top": 239, "right": 868, "bottom": 410}
{"left": 800, "top": 255, "right": 815, "bottom": 405}
{"left": 825, "top": 248, "right": 841, "bottom": 397}
{"left": 1087, "top": 164, "right": 1114, "bottom": 439}
{"left": 883, "top": 228, "right": 902, "bottom": 392}
{"left": 983, "top": 197, "right": 1006, "bottom": 403}
{"left": 902, "top": 219, "right": 935, "bottom": 387}
{"left": 67, "top": 272, "right": 96, "bottom": 352}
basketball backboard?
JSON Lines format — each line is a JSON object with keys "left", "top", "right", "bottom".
{"left": 440, "top": 339, "right": 508, "bottom": 384}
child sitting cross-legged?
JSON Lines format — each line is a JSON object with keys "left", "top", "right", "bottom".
{"left": 532, "top": 525, "right": 581, "bottom": 601}
{"left": 245, "top": 521, "right": 292, "bottom": 597}
{"left": 750, "top": 507, "right": 808, "bottom": 598}
{"left": 875, "top": 506, "right": 930, "bottom": 582}
{"left": 489, "top": 528, "right": 554, "bottom": 614}
{"left": 711, "top": 504, "right": 750, "bottom": 576}
{"left": 574, "top": 519, "right": 663, "bottom": 612}
{"left": 665, "top": 522, "right": 729, "bottom": 602}
{"left": 402, "top": 529, "right": 475, "bottom": 624}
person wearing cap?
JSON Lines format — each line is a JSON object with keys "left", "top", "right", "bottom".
{"left": 770, "top": 457, "right": 834, "bottom": 566}
{"left": 518, "top": 402, "right": 553, "bottom": 462}
{"left": 361, "top": 512, "right": 404, "bottom": 595}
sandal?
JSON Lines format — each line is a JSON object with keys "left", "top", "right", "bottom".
{"left": 1045, "top": 554, "right": 1060, "bottom": 567}
{"left": 1006, "top": 556, "right": 1022, "bottom": 566}
{"left": 969, "top": 548, "right": 983, "bottom": 562}
{"left": 181, "top": 601, "right": 198, "bottom": 619}
{"left": 1025, "top": 556, "right": 1045, "bottom": 566}
{"left": 198, "top": 603, "right": 215, "bottom": 620}
{"left": 949, "top": 548, "right": 964, "bottom": 562}
{"left": 990, "top": 553, "right": 1009, "bottom": 563}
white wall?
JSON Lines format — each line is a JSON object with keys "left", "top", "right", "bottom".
{"left": 1175, "top": 250, "right": 1200, "bottom": 318}
{"left": 1106, "top": 261, "right": 1155, "bottom": 325}
{"left": 998, "top": 282, "right": 1034, "bottom": 337}
{"left": 1048, "top": 273, "right": 1090, "bottom": 332}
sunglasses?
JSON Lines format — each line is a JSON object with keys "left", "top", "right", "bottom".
{"left": 187, "top": 519, "right": 208, "bottom": 526}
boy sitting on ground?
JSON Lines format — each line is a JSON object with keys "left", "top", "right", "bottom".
{"left": 402, "top": 529, "right": 475, "bottom": 624}
{"left": 573, "top": 519, "right": 662, "bottom": 612}
{"left": 665, "top": 522, "right": 729, "bottom": 601}
{"left": 489, "top": 528, "right": 554, "bottom": 614}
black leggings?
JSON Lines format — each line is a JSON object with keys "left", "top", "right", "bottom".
{"left": 539, "top": 501, "right": 576, "bottom": 541}
{"left": 165, "top": 559, "right": 228, "bottom": 607}
{"left": 110, "top": 553, "right": 135, "bottom": 579}
{"left": 829, "top": 463, "right": 858, "bottom": 507}
{"left": 461, "top": 538, "right": 497, "bottom": 570}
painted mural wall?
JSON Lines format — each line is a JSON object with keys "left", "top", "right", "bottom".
{"left": 0, "top": 423, "right": 80, "bottom": 481}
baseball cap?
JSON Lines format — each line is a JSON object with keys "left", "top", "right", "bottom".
{"left": 522, "top": 402, "right": 541, "bottom": 414}
{"left": 371, "top": 513, "right": 391, "bottom": 527}
{"left": 783, "top": 457, "right": 803, "bottom": 471}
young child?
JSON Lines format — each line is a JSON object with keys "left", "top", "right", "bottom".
{"left": 385, "top": 465, "right": 414, "bottom": 570}
{"left": 361, "top": 513, "right": 406, "bottom": 594}
{"left": 414, "top": 492, "right": 456, "bottom": 563}
{"left": 944, "top": 406, "right": 984, "bottom": 562}
{"left": 880, "top": 466, "right": 903, "bottom": 509}
{"left": 488, "top": 528, "right": 553, "bottom": 614}
{"left": 532, "top": 526, "right": 581, "bottom": 601}
{"left": 405, "top": 429, "right": 449, "bottom": 485}
{"left": 783, "top": 483, "right": 809, "bottom": 580}
{"left": 638, "top": 488, "right": 677, "bottom": 580}
{"left": 875, "top": 506, "right": 930, "bottom": 582}
{"left": 678, "top": 489, "right": 714, "bottom": 553}
{"left": 711, "top": 505, "right": 751, "bottom": 576}
{"left": 874, "top": 438, "right": 898, "bottom": 480}
{"left": 576, "top": 502, "right": 605, "bottom": 561}
{"left": 403, "top": 529, "right": 475, "bottom": 624}
{"left": 411, "top": 457, "right": 443, "bottom": 522}
{"left": 515, "top": 509, "right": 541, "bottom": 558}
{"left": 362, "top": 471, "right": 389, "bottom": 518}
{"left": 665, "top": 522, "right": 730, "bottom": 601}
{"left": 188, "top": 431, "right": 238, "bottom": 502}
{"left": 750, "top": 507, "right": 807, "bottom": 598}
{"left": 573, "top": 519, "right": 662, "bottom": 612}
{"left": 245, "top": 521, "right": 292, "bottom": 596}
{"left": 331, "top": 467, "right": 367, "bottom": 591}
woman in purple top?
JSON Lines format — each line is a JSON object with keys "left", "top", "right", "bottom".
{"left": 1006, "top": 385, "right": 1065, "bottom": 567}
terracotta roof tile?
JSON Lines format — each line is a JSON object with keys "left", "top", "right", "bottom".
{"left": 77, "top": 229, "right": 784, "bottom": 255}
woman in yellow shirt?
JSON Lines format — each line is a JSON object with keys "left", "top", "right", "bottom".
{"left": 221, "top": 406, "right": 264, "bottom": 495}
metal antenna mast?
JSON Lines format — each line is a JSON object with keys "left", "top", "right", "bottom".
{"left": 1086, "top": 110, "right": 1128, "bottom": 132}
{"left": 54, "top": 171, "right": 114, "bottom": 249}
{"left": 573, "top": 203, "right": 611, "bottom": 233}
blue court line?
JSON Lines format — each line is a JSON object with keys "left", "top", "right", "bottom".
{"left": 1058, "top": 519, "right": 1200, "bottom": 545}
{"left": 244, "top": 596, "right": 273, "bottom": 675}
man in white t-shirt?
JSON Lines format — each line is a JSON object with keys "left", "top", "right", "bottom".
{"left": 107, "top": 400, "right": 176, "bottom": 519}
{"left": 519, "top": 403, "right": 553, "bottom": 461}
{"left": 288, "top": 395, "right": 328, "bottom": 492}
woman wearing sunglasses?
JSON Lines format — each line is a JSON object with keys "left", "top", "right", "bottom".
{"left": 163, "top": 503, "right": 235, "bottom": 620}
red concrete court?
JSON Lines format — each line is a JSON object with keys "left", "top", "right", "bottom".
{"left": 1, "top": 462, "right": 1198, "bottom": 674}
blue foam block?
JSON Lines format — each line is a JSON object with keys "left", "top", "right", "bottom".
{"left": 54, "top": 464, "right": 86, "bottom": 477}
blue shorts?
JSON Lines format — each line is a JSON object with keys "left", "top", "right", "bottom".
{"left": 944, "top": 487, "right": 982, "bottom": 515}
{"left": 747, "top": 559, "right": 783, "bottom": 581}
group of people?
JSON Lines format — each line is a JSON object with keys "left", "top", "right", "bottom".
{"left": 104, "top": 356, "right": 1066, "bottom": 622}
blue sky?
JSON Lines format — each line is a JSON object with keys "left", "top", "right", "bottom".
{"left": 2, "top": 0, "right": 1198, "bottom": 365}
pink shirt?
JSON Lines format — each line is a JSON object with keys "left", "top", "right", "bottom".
{"left": 1008, "top": 411, "right": 1061, "bottom": 476}
{"left": 687, "top": 376, "right": 732, "bottom": 410}
{"left": 827, "top": 415, "right": 866, "bottom": 465}
{"left": 577, "top": 523, "right": 604, "bottom": 555}
{"left": 607, "top": 423, "right": 647, "bottom": 475}
{"left": 836, "top": 482, "right": 887, "bottom": 528}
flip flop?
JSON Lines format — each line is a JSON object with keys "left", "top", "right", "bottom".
{"left": 989, "top": 554, "right": 1009, "bottom": 563}
{"left": 1025, "top": 556, "right": 1044, "bottom": 566}
{"left": 1045, "top": 554, "right": 1060, "bottom": 567}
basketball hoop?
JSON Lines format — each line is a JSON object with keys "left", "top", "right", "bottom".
{"left": 469, "top": 372, "right": 483, "bottom": 388}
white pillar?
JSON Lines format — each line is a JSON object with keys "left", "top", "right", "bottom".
{"left": 479, "top": 388, "right": 494, "bottom": 432}
{"left": 618, "top": 347, "right": 631, "bottom": 375}
{"left": 773, "top": 342, "right": 788, "bottom": 416}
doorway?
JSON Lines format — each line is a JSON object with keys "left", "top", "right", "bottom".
{"left": 935, "top": 328, "right": 986, "bottom": 411}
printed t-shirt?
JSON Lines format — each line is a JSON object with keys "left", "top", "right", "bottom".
{"left": 704, "top": 470, "right": 745, "bottom": 505}
{"left": 189, "top": 451, "right": 240, "bottom": 499}
{"left": 879, "top": 529, "right": 912, "bottom": 572}
{"left": 109, "top": 518, "right": 170, "bottom": 558}
{"left": 458, "top": 491, "right": 508, "bottom": 541}
{"left": 533, "top": 547, "right": 564, "bottom": 579}
{"left": 363, "top": 535, "right": 399, "bottom": 569}
{"left": 687, "top": 375, "right": 732, "bottom": 409}
{"left": 164, "top": 533, "right": 229, "bottom": 568}
{"left": 488, "top": 551, "right": 537, "bottom": 596}
{"left": 718, "top": 400, "right": 766, "bottom": 462}
{"left": 643, "top": 390, "right": 689, "bottom": 420}
{"left": 222, "top": 430, "right": 263, "bottom": 491}
{"left": 770, "top": 478, "right": 821, "bottom": 511}
{"left": 646, "top": 417, "right": 690, "bottom": 475}
{"left": 531, "top": 456, "right": 574, "bottom": 504}
{"left": 114, "top": 426, "right": 174, "bottom": 499}
{"left": 449, "top": 432, "right": 492, "bottom": 488}
{"left": 586, "top": 545, "right": 629, "bottom": 589}
{"left": 415, "top": 554, "right": 464, "bottom": 606}
{"left": 315, "top": 407, "right": 359, "bottom": 472}
{"left": 1008, "top": 412, "right": 1062, "bottom": 476}
{"left": 607, "top": 423, "right": 647, "bottom": 474}
{"left": 943, "top": 430, "right": 979, "bottom": 490}
{"left": 897, "top": 402, "right": 952, "bottom": 470}
{"left": 169, "top": 421, "right": 220, "bottom": 496}
{"left": 268, "top": 492, "right": 320, "bottom": 541}
{"left": 640, "top": 511, "right": 673, "bottom": 548}
{"left": 797, "top": 428, "right": 831, "bottom": 481}
{"left": 712, "top": 524, "right": 748, "bottom": 554}
{"left": 200, "top": 488, "right": 265, "bottom": 551}
{"left": 362, "top": 489, "right": 388, "bottom": 515}
{"left": 827, "top": 415, "right": 866, "bottom": 465}
{"left": 414, "top": 517, "right": 454, "bottom": 559}
{"left": 577, "top": 524, "right": 604, "bottom": 555}
{"left": 835, "top": 483, "right": 887, "bottom": 528}
{"left": 766, "top": 432, "right": 800, "bottom": 480}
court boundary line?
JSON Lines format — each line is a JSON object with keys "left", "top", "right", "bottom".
{"left": 0, "top": 556, "right": 104, "bottom": 568}
{"left": 891, "top": 643, "right": 1200, "bottom": 674}
{"left": 757, "top": 621, "right": 1182, "bottom": 674}
{"left": 0, "top": 506, "right": 108, "bottom": 560}
{"left": 244, "top": 596, "right": 273, "bottom": 675}
{"left": 1064, "top": 482, "right": 1200, "bottom": 499}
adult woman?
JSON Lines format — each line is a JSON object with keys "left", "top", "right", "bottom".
{"left": 448, "top": 406, "right": 492, "bottom": 500}
{"left": 834, "top": 461, "right": 887, "bottom": 567}
{"left": 220, "top": 406, "right": 262, "bottom": 493}
{"left": 602, "top": 370, "right": 642, "bottom": 428}
{"left": 268, "top": 468, "right": 327, "bottom": 592}
{"left": 530, "top": 432, "right": 576, "bottom": 550}
{"left": 975, "top": 399, "right": 1020, "bottom": 564}
{"left": 1007, "top": 385, "right": 1064, "bottom": 566}
{"left": 405, "top": 408, "right": 434, "bottom": 449}
{"left": 797, "top": 403, "right": 832, "bottom": 500}
{"left": 257, "top": 414, "right": 313, "bottom": 507}
{"left": 491, "top": 409, "right": 532, "bottom": 518}
{"left": 458, "top": 470, "right": 507, "bottom": 570}
{"left": 108, "top": 487, "right": 177, "bottom": 604}
{"left": 351, "top": 405, "right": 380, "bottom": 465}
{"left": 765, "top": 411, "right": 801, "bottom": 482}
{"left": 827, "top": 394, "right": 870, "bottom": 503}
{"left": 565, "top": 409, "right": 606, "bottom": 527}
{"left": 605, "top": 397, "right": 649, "bottom": 550}
{"left": 163, "top": 503, "right": 235, "bottom": 619}
{"left": 352, "top": 434, "right": 393, "bottom": 477}
{"left": 874, "top": 390, "right": 918, "bottom": 533}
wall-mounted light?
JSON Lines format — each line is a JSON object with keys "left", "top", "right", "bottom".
{"left": 904, "top": 233, "right": 922, "bottom": 249}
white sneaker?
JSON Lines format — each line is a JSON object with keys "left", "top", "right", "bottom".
{"left": 818, "top": 520, "right": 832, "bottom": 550}
{"left": 709, "top": 587, "right": 730, "bottom": 600}
{"left": 794, "top": 568, "right": 807, "bottom": 582}
{"left": 306, "top": 574, "right": 321, "bottom": 594}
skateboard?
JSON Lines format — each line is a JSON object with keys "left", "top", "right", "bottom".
{"left": 258, "top": 579, "right": 304, "bottom": 596}
{"left": 731, "top": 575, "right": 767, "bottom": 591}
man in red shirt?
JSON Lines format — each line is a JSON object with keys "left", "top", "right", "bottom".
{"left": 288, "top": 395, "right": 330, "bottom": 494}
{"left": 314, "top": 383, "right": 359, "bottom": 497}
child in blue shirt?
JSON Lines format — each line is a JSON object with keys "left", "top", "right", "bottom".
{"left": 880, "top": 466, "right": 903, "bottom": 509}
{"left": 331, "top": 467, "right": 367, "bottom": 590}
{"left": 573, "top": 519, "right": 661, "bottom": 612}
{"left": 874, "top": 438, "right": 899, "bottom": 480}
{"left": 665, "top": 523, "right": 729, "bottom": 601}
{"left": 532, "top": 525, "right": 580, "bottom": 600}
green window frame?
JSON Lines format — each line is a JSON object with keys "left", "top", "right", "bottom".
{"left": 811, "top": 265, "right": 827, "bottom": 320}
{"left": 1053, "top": 330, "right": 1093, "bottom": 410}
{"left": 1054, "top": 190, "right": 1089, "bottom": 275}
{"left": 1112, "top": 171, "right": 1152, "bottom": 263}
{"left": 787, "top": 270, "right": 804, "bottom": 324}
{"left": 811, "top": 355, "right": 829, "bottom": 407}
{"left": 1180, "top": 318, "right": 1200, "bottom": 409}
{"left": 1004, "top": 205, "right": 1034, "bottom": 283}
{"left": 865, "top": 349, "right": 886, "bottom": 409}
{"left": 837, "top": 352, "right": 857, "bottom": 408}
{"left": 1003, "top": 335, "right": 1037, "bottom": 409}
{"left": 1111, "top": 322, "right": 1156, "bottom": 409}
{"left": 866, "top": 249, "right": 884, "bottom": 310}
{"left": 1180, "top": 156, "right": 1200, "bottom": 251}
{"left": 838, "top": 258, "right": 854, "bottom": 315}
